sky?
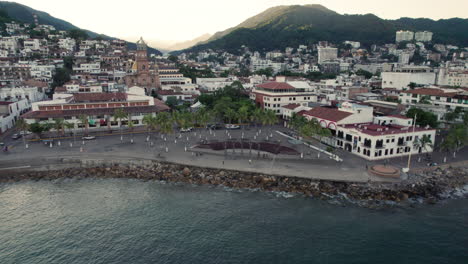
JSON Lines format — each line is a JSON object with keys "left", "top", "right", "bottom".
{"left": 11, "top": 0, "right": 468, "bottom": 43}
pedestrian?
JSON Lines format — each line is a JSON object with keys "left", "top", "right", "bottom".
{"left": 222, "top": 160, "right": 224, "bottom": 165}
{"left": 249, "top": 159, "right": 252, "bottom": 165}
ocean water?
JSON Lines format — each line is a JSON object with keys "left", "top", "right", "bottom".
{"left": 0, "top": 178, "right": 467, "bottom": 264}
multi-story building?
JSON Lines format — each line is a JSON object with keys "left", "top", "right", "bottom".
{"left": 0, "top": 63, "right": 31, "bottom": 85}
{"left": 0, "top": 99, "right": 31, "bottom": 133}
{"left": 58, "top": 38, "right": 76, "bottom": 51}
{"left": 335, "top": 115, "right": 436, "bottom": 160}
{"left": 22, "top": 87, "right": 169, "bottom": 132}
{"left": 250, "top": 81, "right": 317, "bottom": 115}
{"left": 415, "top": 31, "right": 433, "bottom": 42}
{"left": 395, "top": 30, "right": 414, "bottom": 42}
{"left": 398, "top": 87, "right": 468, "bottom": 111}
{"left": 30, "top": 65, "right": 56, "bottom": 82}
{"left": 381, "top": 66, "right": 436, "bottom": 90}
{"left": 196, "top": 77, "right": 235, "bottom": 92}
{"left": 300, "top": 102, "right": 374, "bottom": 133}
{"left": 250, "top": 58, "right": 285, "bottom": 74}
{"left": 317, "top": 47, "right": 338, "bottom": 64}
{"left": 73, "top": 63, "right": 101, "bottom": 74}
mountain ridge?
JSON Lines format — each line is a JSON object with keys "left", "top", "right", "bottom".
{"left": 184, "top": 4, "right": 468, "bottom": 54}
{"left": 0, "top": 1, "right": 162, "bottom": 55}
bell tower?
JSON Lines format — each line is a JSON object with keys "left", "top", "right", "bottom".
{"left": 136, "top": 37, "right": 149, "bottom": 73}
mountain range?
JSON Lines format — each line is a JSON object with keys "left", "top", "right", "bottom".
{"left": 0, "top": 1, "right": 162, "bottom": 55}
{"left": 185, "top": 4, "right": 468, "bottom": 54}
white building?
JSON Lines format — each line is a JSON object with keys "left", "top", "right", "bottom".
{"left": 0, "top": 99, "right": 31, "bottom": 133}
{"left": 250, "top": 81, "right": 317, "bottom": 115}
{"left": 300, "top": 102, "right": 374, "bottom": 132}
{"left": 23, "top": 39, "right": 41, "bottom": 51}
{"left": 250, "top": 58, "right": 285, "bottom": 74}
{"left": 415, "top": 31, "right": 433, "bottom": 42}
{"left": 0, "top": 86, "right": 45, "bottom": 102}
{"left": 58, "top": 38, "right": 76, "bottom": 51}
{"left": 335, "top": 115, "right": 436, "bottom": 160}
{"left": 73, "top": 63, "right": 101, "bottom": 74}
{"left": 0, "top": 37, "right": 18, "bottom": 52}
{"left": 30, "top": 65, "right": 56, "bottom": 82}
{"left": 381, "top": 66, "right": 436, "bottom": 90}
{"left": 398, "top": 87, "right": 468, "bottom": 111}
{"left": 396, "top": 30, "right": 414, "bottom": 42}
{"left": 317, "top": 47, "right": 338, "bottom": 64}
{"left": 398, "top": 52, "right": 411, "bottom": 65}
{"left": 196, "top": 77, "right": 235, "bottom": 92}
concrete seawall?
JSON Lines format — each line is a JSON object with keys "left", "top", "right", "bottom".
{"left": 1, "top": 156, "right": 467, "bottom": 205}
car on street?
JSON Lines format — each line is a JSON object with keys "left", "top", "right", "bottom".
{"left": 11, "top": 133, "right": 22, "bottom": 140}
{"left": 19, "top": 131, "right": 32, "bottom": 136}
{"left": 180, "top": 127, "right": 193, "bottom": 133}
{"left": 207, "top": 123, "right": 224, "bottom": 130}
{"left": 82, "top": 136, "right": 96, "bottom": 140}
{"left": 0, "top": 142, "right": 4, "bottom": 146}
{"left": 225, "top": 124, "right": 240, "bottom": 130}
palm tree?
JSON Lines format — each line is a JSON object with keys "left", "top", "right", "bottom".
{"left": 289, "top": 112, "right": 307, "bottom": 131}
{"left": 64, "top": 121, "right": 75, "bottom": 145}
{"left": 142, "top": 114, "right": 156, "bottom": 140}
{"left": 225, "top": 108, "right": 237, "bottom": 124}
{"left": 53, "top": 118, "right": 65, "bottom": 137}
{"left": 440, "top": 136, "right": 456, "bottom": 162}
{"left": 156, "top": 112, "right": 173, "bottom": 152}
{"left": 237, "top": 105, "right": 250, "bottom": 128}
{"left": 413, "top": 134, "right": 434, "bottom": 158}
{"left": 127, "top": 113, "right": 135, "bottom": 143}
{"left": 113, "top": 108, "right": 127, "bottom": 141}
{"left": 252, "top": 108, "right": 263, "bottom": 130}
{"left": 15, "top": 118, "right": 29, "bottom": 148}
{"left": 263, "top": 109, "right": 277, "bottom": 137}
{"left": 78, "top": 114, "right": 89, "bottom": 136}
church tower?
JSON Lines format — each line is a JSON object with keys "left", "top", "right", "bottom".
{"left": 136, "top": 37, "right": 149, "bottom": 74}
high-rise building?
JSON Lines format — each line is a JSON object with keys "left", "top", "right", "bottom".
{"left": 395, "top": 30, "right": 414, "bottom": 42}
{"left": 317, "top": 47, "right": 338, "bottom": 64}
{"left": 415, "top": 31, "right": 433, "bottom": 42}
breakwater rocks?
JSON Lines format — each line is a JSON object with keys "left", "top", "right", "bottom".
{"left": 2, "top": 160, "right": 467, "bottom": 205}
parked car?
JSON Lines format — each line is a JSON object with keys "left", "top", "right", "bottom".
{"left": 225, "top": 124, "right": 240, "bottom": 130}
{"left": 19, "top": 131, "right": 32, "bottom": 136}
{"left": 180, "top": 127, "right": 193, "bottom": 133}
{"left": 207, "top": 123, "right": 224, "bottom": 130}
{"left": 82, "top": 136, "right": 96, "bottom": 140}
{"left": 0, "top": 142, "right": 4, "bottom": 146}
{"left": 11, "top": 133, "right": 22, "bottom": 140}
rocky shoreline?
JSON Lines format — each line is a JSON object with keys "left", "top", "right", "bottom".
{"left": 2, "top": 160, "right": 467, "bottom": 205}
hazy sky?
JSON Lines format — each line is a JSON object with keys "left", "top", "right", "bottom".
{"left": 12, "top": 0, "right": 468, "bottom": 42}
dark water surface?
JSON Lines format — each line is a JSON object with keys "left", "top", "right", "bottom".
{"left": 0, "top": 178, "right": 467, "bottom": 264}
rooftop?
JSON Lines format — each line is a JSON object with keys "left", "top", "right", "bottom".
{"left": 340, "top": 122, "right": 434, "bottom": 136}
{"left": 72, "top": 92, "right": 127, "bottom": 103}
{"left": 257, "top": 82, "right": 294, "bottom": 90}
{"left": 301, "top": 107, "right": 352, "bottom": 122}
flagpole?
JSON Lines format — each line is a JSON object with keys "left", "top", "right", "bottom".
{"left": 406, "top": 114, "right": 417, "bottom": 171}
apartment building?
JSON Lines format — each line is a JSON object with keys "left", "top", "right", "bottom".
{"left": 250, "top": 81, "right": 317, "bottom": 115}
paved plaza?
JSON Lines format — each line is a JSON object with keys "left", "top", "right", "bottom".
{"left": 1, "top": 125, "right": 466, "bottom": 183}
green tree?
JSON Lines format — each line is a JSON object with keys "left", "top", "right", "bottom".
{"left": 413, "top": 134, "right": 433, "bottom": 157}
{"left": 113, "top": 108, "right": 127, "bottom": 141}
{"left": 406, "top": 108, "right": 438, "bottom": 128}
{"left": 15, "top": 119, "right": 29, "bottom": 148}
{"left": 355, "top": 69, "right": 373, "bottom": 79}
{"left": 78, "top": 115, "right": 89, "bottom": 136}
{"left": 53, "top": 118, "right": 65, "bottom": 137}
{"left": 67, "top": 29, "right": 89, "bottom": 41}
